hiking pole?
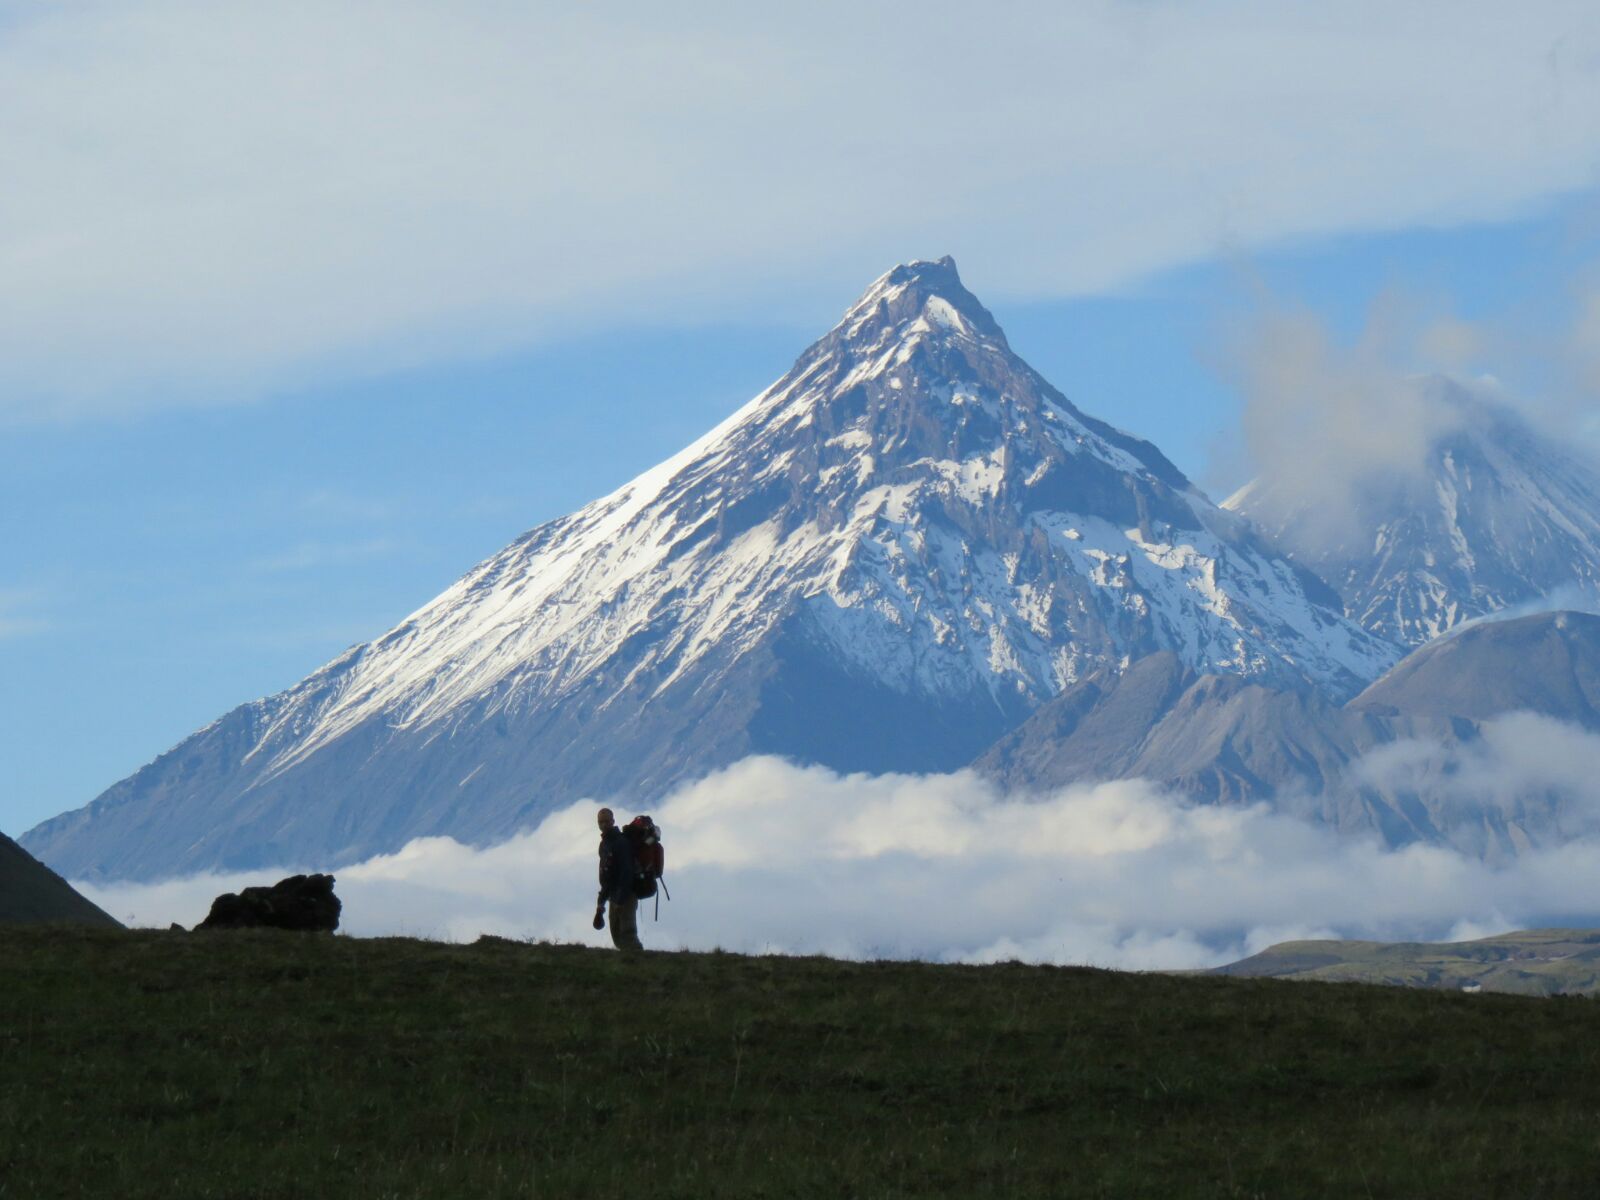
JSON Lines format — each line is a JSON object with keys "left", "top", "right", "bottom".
{"left": 654, "top": 877, "right": 670, "bottom": 921}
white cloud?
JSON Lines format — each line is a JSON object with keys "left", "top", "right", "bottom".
{"left": 3, "top": 1, "right": 1599, "bottom": 417}
{"left": 1225, "top": 297, "right": 1470, "bottom": 534}
{"left": 1347, "top": 711, "right": 1600, "bottom": 848}
{"left": 77, "top": 753, "right": 1600, "bottom": 970}
{"left": 1222, "top": 281, "right": 1600, "bottom": 551}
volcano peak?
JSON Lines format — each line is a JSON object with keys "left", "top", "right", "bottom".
{"left": 837, "top": 255, "right": 1007, "bottom": 349}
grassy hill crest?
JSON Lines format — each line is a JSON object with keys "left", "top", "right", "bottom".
{"left": 4, "top": 925, "right": 1599, "bottom": 1197}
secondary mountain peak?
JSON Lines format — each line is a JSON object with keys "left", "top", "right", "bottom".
{"left": 1228, "top": 380, "right": 1600, "bottom": 647}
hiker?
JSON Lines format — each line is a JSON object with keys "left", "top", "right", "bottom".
{"left": 593, "top": 807, "right": 643, "bottom": 952}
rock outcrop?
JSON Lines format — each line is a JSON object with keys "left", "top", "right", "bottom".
{"left": 196, "top": 873, "right": 341, "bottom": 932}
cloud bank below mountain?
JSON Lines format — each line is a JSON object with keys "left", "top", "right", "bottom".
{"left": 79, "top": 741, "right": 1600, "bottom": 970}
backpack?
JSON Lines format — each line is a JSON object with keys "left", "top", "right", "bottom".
{"left": 623, "top": 815, "right": 665, "bottom": 901}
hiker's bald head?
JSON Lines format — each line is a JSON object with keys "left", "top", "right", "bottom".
{"left": 597, "top": 807, "right": 615, "bottom": 831}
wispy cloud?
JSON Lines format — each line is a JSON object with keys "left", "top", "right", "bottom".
{"left": 1221, "top": 293, "right": 1482, "bottom": 540}
{"left": 1220, "top": 273, "right": 1600, "bottom": 554}
{"left": 78, "top": 750, "right": 1600, "bottom": 968}
{"left": 0, "top": 588, "right": 52, "bottom": 640}
{"left": 295, "top": 489, "right": 397, "bottom": 524}
{"left": 247, "top": 538, "right": 402, "bottom": 574}
{"left": 2, "top": 2, "right": 1598, "bottom": 418}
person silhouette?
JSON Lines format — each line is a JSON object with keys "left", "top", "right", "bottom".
{"left": 592, "top": 807, "right": 642, "bottom": 951}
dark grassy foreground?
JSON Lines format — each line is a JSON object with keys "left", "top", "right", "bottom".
{"left": 4, "top": 928, "right": 1600, "bottom": 1199}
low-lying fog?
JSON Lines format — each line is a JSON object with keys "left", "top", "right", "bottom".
{"left": 77, "top": 715, "right": 1600, "bottom": 969}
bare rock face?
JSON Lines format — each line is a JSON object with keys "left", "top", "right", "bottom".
{"left": 196, "top": 873, "right": 341, "bottom": 932}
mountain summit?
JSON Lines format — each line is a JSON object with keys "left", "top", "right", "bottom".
{"left": 25, "top": 259, "right": 1395, "bottom": 881}
{"left": 846, "top": 255, "right": 1009, "bottom": 343}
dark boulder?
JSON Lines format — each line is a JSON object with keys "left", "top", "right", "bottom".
{"left": 196, "top": 873, "right": 341, "bottom": 932}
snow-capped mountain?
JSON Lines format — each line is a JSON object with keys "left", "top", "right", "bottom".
{"left": 1226, "top": 380, "right": 1600, "bottom": 647}
{"left": 24, "top": 257, "right": 1395, "bottom": 882}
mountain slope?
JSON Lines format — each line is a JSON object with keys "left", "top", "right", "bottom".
{"left": 1349, "top": 608, "right": 1600, "bottom": 723}
{"left": 1226, "top": 381, "right": 1600, "bottom": 647}
{"left": 25, "top": 257, "right": 1394, "bottom": 882}
{"left": 977, "top": 611, "right": 1600, "bottom": 858}
{"left": 1, "top": 832, "right": 121, "bottom": 926}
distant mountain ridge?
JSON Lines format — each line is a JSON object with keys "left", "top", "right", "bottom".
{"left": 978, "top": 610, "right": 1600, "bottom": 858}
{"left": 24, "top": 257, "right": 1394, "bottom": 883}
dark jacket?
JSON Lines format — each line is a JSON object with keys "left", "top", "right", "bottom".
{"left": 598, "top": 826, "right": 635, "bottom": 904}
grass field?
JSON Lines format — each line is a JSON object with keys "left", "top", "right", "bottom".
{"left": 4, "top": 926, "right": 1600, "bottom": 1198}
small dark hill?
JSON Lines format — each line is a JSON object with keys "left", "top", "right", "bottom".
{"left": 0, "top": 830, "right": 121, "bottom": 927}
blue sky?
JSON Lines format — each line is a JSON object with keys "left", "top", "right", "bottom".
{"left": 4, "top": 3, "right": 1600, "bottom": 835}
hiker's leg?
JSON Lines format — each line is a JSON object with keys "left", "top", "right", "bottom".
{"left": 607, "top": 897, "right": 631, "bottom": 950}
{"left": 619, "top": 895, "right": 643, "bottom": 951}
{"left": 609, "top": 894, "right": 643, "bottom": 951}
